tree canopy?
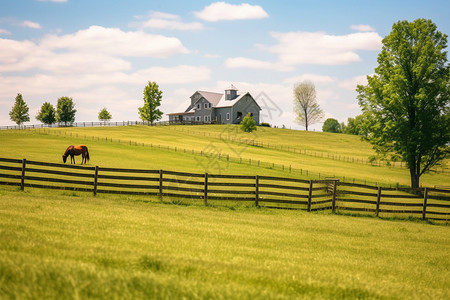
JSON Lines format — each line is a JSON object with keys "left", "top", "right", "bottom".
{"left": 240, "top": 113, "right": 257, "bottom": 133}
{"left": 98, "top": 108, "right": 112, "bottom": 122}
{"left": 56, "top": 96, "right": 77, "bottom": 126}
{"left": 357, "top": 19, "right": 449, "bottom": 188}
{"left": 322, "top": 118, "right": 341, "bottom": 133}
{"left": 36, "top": 102, "right": 56, "bottom": 125}
{"left": 293, "top": 81, "right": 323, "bottom": 131}
{"left": 139, "top": 81, "right": 163, "bottom": 125}
{"left": 9, "top": 93, "right": 30, "bottom": 126}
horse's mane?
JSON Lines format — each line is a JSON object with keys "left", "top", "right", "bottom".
{"left": 63, "top": 145, "right": 74, "bottom": 157}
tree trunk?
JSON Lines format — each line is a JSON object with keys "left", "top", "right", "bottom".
{"left": 410, "top": 168, "right": 420, "bottom": 189}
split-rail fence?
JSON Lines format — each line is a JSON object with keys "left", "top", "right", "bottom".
{"left": 0, "top": 157, "right": 448, "bottom": 222}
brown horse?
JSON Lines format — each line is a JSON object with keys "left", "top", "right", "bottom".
{"left": 62, "top": 145, "right": 90, "bottom": 164}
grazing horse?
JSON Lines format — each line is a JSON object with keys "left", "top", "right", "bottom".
{"left": 62, "top": 145, "right": 90, "bottom": 164}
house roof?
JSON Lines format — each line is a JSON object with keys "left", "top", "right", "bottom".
{"left": 215, "top": 92, "right": 262, "bottom": 110}
{"left": 195, "top": 91, "right": 223, "bottom": 107}
{"left": 168, "top": 86, "right": 261, "bottom": 116}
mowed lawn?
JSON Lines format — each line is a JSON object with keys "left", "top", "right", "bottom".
{"left": 0, "top": 188, "right": 449, "bottom": 299}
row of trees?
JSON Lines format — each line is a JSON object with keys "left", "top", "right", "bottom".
{"left": 9, "top": 95, "right": 77, "bottom": 127}
{"left": 293, "top": 19, "right": 449, "bottom": 189}
{"left": 9, "top": 94, "right": 114, "bottom": 126}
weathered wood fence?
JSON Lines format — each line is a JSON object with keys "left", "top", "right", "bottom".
{"left": 0, "top": 157, "right": 448, "bottom": 222}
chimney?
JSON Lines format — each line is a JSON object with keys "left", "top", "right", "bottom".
{"left": 225, "top": 84, "right": 238, "bottom": 100}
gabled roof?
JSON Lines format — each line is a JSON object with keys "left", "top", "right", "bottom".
{"left": 215, "top": 92, "right": 262, "bottom": 110}
{"left": 195, "top": 91, "right": 223, "bottom": 107}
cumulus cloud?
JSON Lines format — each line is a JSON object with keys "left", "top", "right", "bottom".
{"left": 132, "top": 11, "right": 204, "bottom": 31}
{"left": 195, "top": 2, "right": 269, "bottom": 21}
{"left": 132, "top": 65, "right": 211, "bottom": 84}
{"left": 0, "top": 26, "right": 191, "bottom": 74}
{"left": 284, "top": 74, "right": 338, "bottom": 85}
{"left": 269, "top": 31, "right": 382, "bottom": 65}
{"left": 22, "top": 20, "right": 41, "bottom": 29}
{"left": 351, "top": 24, "right": 376, "bottom": 32}
{"left": 338, "top": 75, "right": 369, "bottom": 90}
{"left": 224, "top": 57, "right": 292, "bottom": 72}
{"left": 41, "top": 26, "right": 189, "bottom": 57}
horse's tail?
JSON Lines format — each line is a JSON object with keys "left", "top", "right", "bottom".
{"left": 86, "top": 147, "right": 90, "bottom": 162}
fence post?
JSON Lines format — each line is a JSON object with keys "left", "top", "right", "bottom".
{"left": 307, "top": 180, "right": 313, "bottom": 212}
{"left": 331, "top": 180, "right": 337, "bottom": 213}
{"left": 204, "top": 173, "right": 208, "bottom": 206}
{"left": 93, "top": 166, "right": 99, "bottom": 196}
{"left": 159, "top": 170, "right": 163, "bottom": 200}
{"left": 21, "top": 159, "right": 26, "bottom": 191}
{"left": 255, "top": 175, "right": 259, "bottom": 207}
{"left": 422, "top": 188, "right": 428, "bottom": 220}
{"left": 375, "top": 186, "right": 382, "bottom": 217}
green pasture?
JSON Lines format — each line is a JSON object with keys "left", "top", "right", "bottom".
{"left": 0, "top": 188, "right": 448, "bottom": 299}
{"left": 0, "top": 125, "right": 448, "bottom": 187}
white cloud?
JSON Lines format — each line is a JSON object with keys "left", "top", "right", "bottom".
{"left": 351, "top": 24, "right": 376, "bottom": 32}
{"left": 132, "top": 11, "right": 204, "bottom": 31}
{"left": 22, "top": 20, "right": 41, "bottom": 29}
{"left": 269, "top": 31, "right": 382, "bottom": 65}
{"left": 41, "top": 26, "right": 189, "bottom": 58}
{"left": 338, "top": 75, "right": 369, "bottom": 90}
{"left": 195, "top": 2, "right": 269, "bottom": 21}
{"left": 132, "top": 65, "right": 211, "bottom": 85}
{"left": 0, "top": 26, "right": 191, "bottom": 74}
{"left": 224, "top": 57, "right": 292, "bottom": 72}
{"left": 284, "top": 74, "right": 337, "bottom": 85}
{"left": 0, "top": 29, "right": 11, "bottom": 35}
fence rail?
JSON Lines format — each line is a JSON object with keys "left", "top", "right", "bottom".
{"left": 0, "top": 157, "right": 448, "bottom": 222}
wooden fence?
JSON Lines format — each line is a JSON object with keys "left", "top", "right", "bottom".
{"left": 0, "top": 157, "right": 448, "bottom": 222}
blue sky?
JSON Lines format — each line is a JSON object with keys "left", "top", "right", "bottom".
{"left": 1, "top": 0, "right": 449, "bottom": 130}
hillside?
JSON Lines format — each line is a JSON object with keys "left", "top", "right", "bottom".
{"left": 0, "top": 124, "right": 448, "bottom": 187}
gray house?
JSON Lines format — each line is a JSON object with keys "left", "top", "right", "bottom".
{"left": 168, "top": 85, "right": 261, "bottom": 125}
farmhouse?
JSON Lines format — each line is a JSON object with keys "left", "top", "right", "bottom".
{"left": 167, "top": 85, "right": 261, "bottom": 125}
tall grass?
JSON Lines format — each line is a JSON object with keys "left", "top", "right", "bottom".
{"left": 0, "top": 188, "right": 449, "bottom": 299}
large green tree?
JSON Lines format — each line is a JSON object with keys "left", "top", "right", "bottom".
{"left": 56, "top": 96, "right": 77, "bottom": 126}
{"left": 36, "top": 102, "right": 56, "bottom": 125}
{"left": 9, "top": 93, "right": 30, "bottom": 126}
{"left": 357, "top": 19, "right": 450, "bottom": 189}
{"left": 139, "top": 81, "right": 163, "bottom": 125}
{"left": 293, "top": 81, "right": 324, "bottom": 131}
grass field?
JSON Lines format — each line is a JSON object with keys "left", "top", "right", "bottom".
{"left": 1, "top": 187, "right": 449, "bottom": 299}
{"left": 1, "top": 125, "right": 449, "bottom": 299}
{"left": 0, "top": 125, "right": 448, "bottom": 187}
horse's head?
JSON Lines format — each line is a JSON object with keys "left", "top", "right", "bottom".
{"left": 62, "top": 155, "right": 67, "bottom": 163}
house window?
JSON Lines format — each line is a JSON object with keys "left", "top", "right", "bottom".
{"left": 197, "top": 104, "right": 201, "bottom": 110}
{"left": 226, "top": 113, "right": 230, "bottom": 120}
{"left": 196, "top": 116, "right": 201, "bottom": 122}
{"left": 204, "top": 115, "right": 210, "bottom": 122}
{"left": 204, "top": 103, "right": 211, "bottom": 109}
{"left": 237, "top": 112, "right": 242, "bottom": 119}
